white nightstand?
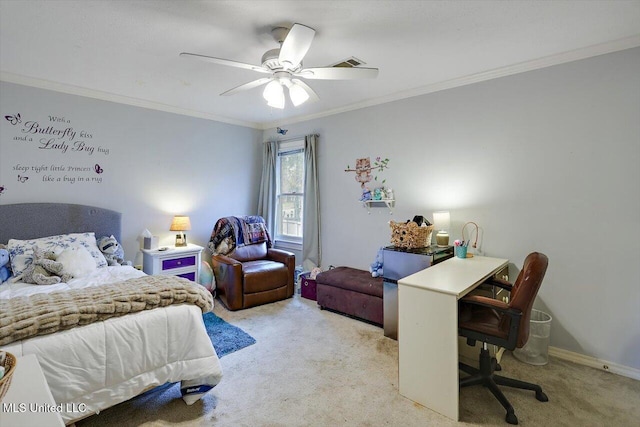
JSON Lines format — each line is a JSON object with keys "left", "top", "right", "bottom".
{"left": 142, "top": 244, "right": 203, "bottom": 282}
{"left": 0, "top": 354, "right": 65, "bottom": 427}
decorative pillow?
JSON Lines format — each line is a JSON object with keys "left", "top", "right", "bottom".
{"left": 57, "top": 246, "right": 97, "bottom": 279}
{"left": 8, "top": 232, "right": 108, "bottom": 277}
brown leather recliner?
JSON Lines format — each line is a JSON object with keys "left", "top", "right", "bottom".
{"left": 458, "top": 252, "right": 549, "bottom": 425}
{"left": 212, "top": 241, "right": 295, "bottom": 311}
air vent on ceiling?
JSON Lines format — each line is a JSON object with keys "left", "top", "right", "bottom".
{"left": 331, "top": 56, "right": 366, "bottom": 68}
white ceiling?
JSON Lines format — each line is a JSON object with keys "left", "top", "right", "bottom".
{"left": 1, "top": 1, "right": 639, "bottom": 129}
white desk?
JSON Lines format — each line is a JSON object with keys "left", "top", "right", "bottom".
{"left": 398, "top": 255, "right": 508, "bottom": 421}
{"left": 0, "top": 354, "right": 65, "bottom": 427}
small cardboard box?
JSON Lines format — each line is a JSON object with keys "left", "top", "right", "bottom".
{"left": 300, "top": 272, "right": 317, "bottom": 301}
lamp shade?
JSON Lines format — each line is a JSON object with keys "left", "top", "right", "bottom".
{"left": 170, "top": 215, "right": 191, "bottom": 232}
{"left": 433, "top": 211, "right": 450, "bottom": 231}
{"left": 433, "top": 211, "right": 450, "bottom": 246}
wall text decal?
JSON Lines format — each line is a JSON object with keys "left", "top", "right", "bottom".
{"left": 2, "top": 112, "right": 111, "bottom": 193}
{"left": 12, "top": 162, "right": 106, "bottom": 184}
{"left": 6, "top": 114, "right": 109, "bottom": 156}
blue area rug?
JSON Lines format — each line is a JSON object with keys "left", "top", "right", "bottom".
{"left": 203, "top": 311, "right": 256, "bottom": 357}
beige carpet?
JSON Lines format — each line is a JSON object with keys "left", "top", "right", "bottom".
{"left": 77, "top": 295, "right": 640, "bottom": 426}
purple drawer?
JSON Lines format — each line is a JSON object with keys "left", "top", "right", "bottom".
{"left": 177, "top": 272, "right": 196, "bottom": 281}
{"left": 162, "top": 256, "right": 196, "bottom": 271}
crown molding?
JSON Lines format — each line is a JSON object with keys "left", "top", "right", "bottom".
{"left": 0, "top": 72, "right": 262, "bottom": 129}
{"left": 260, "top": 35, "right": 640, "bottom": 130}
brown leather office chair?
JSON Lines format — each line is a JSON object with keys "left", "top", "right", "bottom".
{"left": 210, "top": 216, "right": 295, "bottom": 311}
{"left": 458, "top": 252, "right": 549, "bottom": 425}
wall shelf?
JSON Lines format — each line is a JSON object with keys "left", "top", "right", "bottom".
{"left": 361, "top": 199, "right": 395, "bottom": 214}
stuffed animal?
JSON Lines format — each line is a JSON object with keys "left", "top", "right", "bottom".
{"left": 373, "top": 187, "right": 383, "bottom": 200}
{"left": 309, "top": 267, "right": 323, "bottom": 280}
{"left": 0, "top": 247, "right": 11, "bottom": 283}
{"left": 384, "top": 187, "right": 394, "bottom": 200}
{"left": 20, "top": 246, "right": 71, "bottom": 285}
{"left": 360, "top": 186, "right": 372, "bottom": 201}
{"left": 97, "top": 235, "right": 127, "bottom": 266}
{"left": 369, "top": 247, "right": 384, "bottom": 278}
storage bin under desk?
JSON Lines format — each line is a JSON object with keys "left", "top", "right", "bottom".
{"left": 382, "top": 245, "right": 454, "bottom": 339}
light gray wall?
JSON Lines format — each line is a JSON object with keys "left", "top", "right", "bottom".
{"left": 264, "top": 47, "right": 640, "bottom": 371}
{"left": 2, "top": 47, "right": 638, "bottom": 372}
{"left": 0, "top": 82, "right": 263, "bottom": 261}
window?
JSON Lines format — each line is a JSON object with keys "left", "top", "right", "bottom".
{"left": 276, "top": 140, "right": 305, "bottom": 243}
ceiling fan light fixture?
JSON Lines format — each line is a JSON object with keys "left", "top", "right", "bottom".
{"left": 263, "top": 80, "right": 281, "bottom": 101}
{"left": 263, "top": 80, "right": 285, "bottom": 109}
{"left": 288, "top": 81, "right": 310, "bottom": 106}
{"left": 267, "top": 94, "right": 285, "bottom": 109}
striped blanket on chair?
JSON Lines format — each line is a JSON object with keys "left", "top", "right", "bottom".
{"left": 207, "top": 216, "right": 272, "bottom": 256}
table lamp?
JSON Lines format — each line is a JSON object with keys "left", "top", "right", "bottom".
{"left": 170, "top": 215, "right": 191, "bottom": 247}
{"left": 433, "top": 211, "right": 450, "bottom": 247}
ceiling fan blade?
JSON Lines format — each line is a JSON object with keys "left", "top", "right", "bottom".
{"left": 296, "top": 66, "right": 379, "bottom": 80}
{"left": 291, "top": 79, "right": 319, "bottom": 103}
{"left": 180, "top": 52, "right": 271, "bottom": 74}
{"left": 278, "top": 23, "right": 316, "bottom": 70}
{"left": 221, "top": 78, "right": 273, "bottom": 96}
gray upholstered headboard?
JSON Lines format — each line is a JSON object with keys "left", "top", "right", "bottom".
{"left": 0, "top": 203, "right": 121, "bottom": 243}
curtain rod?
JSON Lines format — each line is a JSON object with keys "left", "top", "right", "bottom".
{"left": 263, "top": 134, "right": 318, "bottom": 143}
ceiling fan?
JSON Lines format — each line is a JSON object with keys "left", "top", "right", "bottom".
{"left": 180, "top": 23, "right": 379, "bottom": 109}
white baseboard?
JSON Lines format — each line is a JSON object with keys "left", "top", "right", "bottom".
{"left": 548, "top": 346, "right": 640, "bottom": 381}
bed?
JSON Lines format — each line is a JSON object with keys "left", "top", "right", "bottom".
{"left": 0, "top": 203, "right": 223, "bottom": 424}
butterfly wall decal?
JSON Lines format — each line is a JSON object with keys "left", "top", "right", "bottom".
{"left": 5, "top": 113, "right": 21, "bottom": 125}
{"left": 0, "top": 185, "right": 5, "bottom": 195}
{"left": 94, "top": 164, "right": 104, "bottom": 174}
{"left": 17, "top": 175, "right": 28, "bottom": 183}
{"left": 277, "top": 127, "right": 288, "bottom": 135}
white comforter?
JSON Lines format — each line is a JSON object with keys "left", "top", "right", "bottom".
{"left": 0, "top": 264, "right": 147, "bottom": 299}
{"left": 0, "top": 266, "right": 223, "bottom": 424}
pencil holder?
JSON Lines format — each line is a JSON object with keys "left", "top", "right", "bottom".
{"left": 456, "top": 246, "right": 468, "bottom": 259}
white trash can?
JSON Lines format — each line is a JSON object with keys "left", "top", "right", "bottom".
{"left": 513, "top": 309, "right": 552, "bottom": 366}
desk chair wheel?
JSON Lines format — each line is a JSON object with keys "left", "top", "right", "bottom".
{"left": 491, "top": 357, "right": 502, "bottom": 372}
{"left": 506, "top": 410, "right": 518, "bottom": 425}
